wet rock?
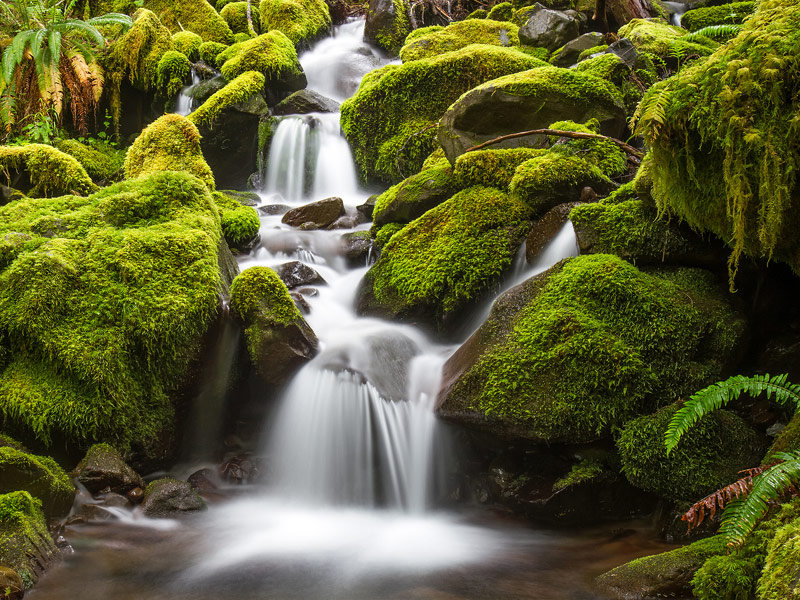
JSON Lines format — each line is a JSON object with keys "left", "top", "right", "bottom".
{"left": 220, "top": 189, "right": 260, "bottom": 207}
{"left": 364, "top": 0, "right": 410, "bottom": 53}
{"left": 0, "top": 566, "right": 24, "bottom": 600}
{"left": 272, "top": 89, "right": 340, "bottom": 115}
{"left": 141, "top": 478, "right": 206, "bottom": 518}
{"left": 607, "top": 38, "right": 640, "bottom": 69}
{"left": 187, "top": 469, "right": 219, "bottom": 494}
{"left": 0, "top": 491, "right": 59, "bottom": 589}
{"left": 126, "top": 486, "right": 144, "bottom": 504}
{"left": 275, "top": 261, "right": 326, "bottom": 289}
{"left": 282, "top": 196, "right": 345, "bottom": 229}
{"left": 518, "top": 4, "right": 581, "bottom": 52}
{"left": 290, "top": 291, "right": 312, "bottom": 314}
{"left": 341, "top": 231, "right": 373, "bottom": 268}
{"left": 259, "top": 204, "right": 291, "bottom": 216}
{"left": 72, "top": 443, "right": 145, "bottom": 497}
{"left": 328, "top": 215, "right": 361, "bottom": 229}
{"left": 551, "top": 31, "right": 605, "bottom": 67}
{"left": 525, "top": 202, "right": 580, "bottom": 263}
{"left": 356, "top": 195, "right": 376, "bottom": 220}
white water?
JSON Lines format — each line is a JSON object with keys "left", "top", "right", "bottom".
{"left": 662, "top": 0, "right": 690, "bottom": 26}
{"left": 174, "top": 71, "right": 201, "bottom": 116}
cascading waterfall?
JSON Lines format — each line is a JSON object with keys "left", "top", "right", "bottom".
{"left": 174, "top": 70, "right": 201, "bottom": 116}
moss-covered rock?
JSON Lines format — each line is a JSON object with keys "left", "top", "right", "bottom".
{"left": 617, "top": 18, "right": 717, "bottom": 60}
{"left": 141, "top": 477, "right": 206, "bottom": 517}
{"left": 199, "top": 40, "right": 228, "bottom": 65}
{"left": 358, "top": 186, "right": 530, "bottom": 330}
{"left": 54, "top": 139, "right": 125, "bottom": 185}
{"left": 124, "top": 114, "right": 216, "bottom": 189}
{"left": 220, "top": 1, "right": 261, "bottom": 34}
{"left": 0, "top": 171, "right": 222, "bottom": 459}
{"left": 374, "top": 221, "right": 406, "bottom": 250}
{"left": 217, "top": 31, "right": 305, "bottom": 92}
{"left": 156, "top": 50, "right": 192, "bottom": 98}
{"left": 143, "top": 0, "right": 234, "bottom": 43}
{"left": 487, "top": 1, "right": 515, "bottom": 21}
{"left": 635, "top": 0, "right": 800, "bottom": 281}
{"left": 0, "top": 491, "right": 58, "bottom": 589}
{"left": 72, "top": 443, "right": 144, "bottom": 495}
{"left": 258, "top": 0, "right": 330, "bottom": 46}
{"left": 681, "top": 1, "right": 754, "bottom": 32}
{"left": 230, "top": 267, "right": 318, "bottom": 384}
{"left": 438, "top": 66, "right": 627, "bottom": 163}
{"left": 188, "top": 71, "right": 266, "bottom": 127}
{"left": 453, "top": 147, "right": 545, "bottom": 189}
{"left": 212, "top": 191, "right": 261, "bottom": 249}
{"left": 546, "top": 119, "right": 628, "bottom": 178}
{"left": 757, "top": 517, "right": 800, "bottom": 599}
{"left": 172, "top": 30, "right": 203, "bottom": 61}
{"left": 0, "top": 144, "right": 97, "bottom": 197}
{"left": 0, "top": 438, "right": 74, "bottom": 516}
{"left": 341, "top": 44, "right": 546, "bottom": 183}
{"left": 364, "top": 0, "right": 411, "bottom": 55}
{"left": 399, "top": 20, "right": 520, "bottom": 62}
{"left": 437, "top": 255, "right": 747, "bottom": 443}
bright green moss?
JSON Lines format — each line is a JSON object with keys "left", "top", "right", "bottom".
{"left": 220, "top": 1, "right": 261, "bottom": 34}
{"left": 765, "top": 414, "right": 800, "bottom": 460}
{"left": 143, "top": 0, "right": 234, "bottom": 43}
{"left": 0, "top": 144, "right": 97, "bottom": 197}
{"left": 552, "top": 458, "right": 605, "bottom": 491}
{"left": 399, "top": 19, "right": 520, "bottom": 62}
{"left": 444, "top": 255, "right": 746, "bottom": 442}
{"left": 258, "top": 0, "right": 331, "bottom": 46}
{"left": 374, "top": 222, "right": 406, "bottom": 249}
{"left": 217, "top": 30, "right": 302, "bottom": 82}
{"left": 546, "top": 119, "right": 627, "bottom": 177}
{"left": 757, "top": 518, "right": 800, "bottom": 599}
{"left": 577, "top": 44, "right": 608, "bottom": 61}
{"left": 363, "top": 186, "right": 530, "bottom": 326}
{"left": 124, "top": 114, "right": 215, "bottom": 189}
{"left": 156, "top": 50, "right": 192, "bottom": 98}
{"left": 682, "top": 2, "right": 754, "bottom": 32}
{"left": 617, "top": 18, "right": 717, "bottom": 59}
{"left": 199, "top": 40, "right": 228, "bottom": 65}
{"left": 341, "top": 44, "right": 546, "bottom": 183}
{"left": 371, "top": 0, "right": 410, "bottom": 54}
{"left": 466, "top": 8, "right": 487, "bottom": 19}
{"left": 212, "top": 191, "right": 261, "bottom": 248}
{"left": 487, "top": 1, "right": 515, "bottom": 21}
{"left": 0, "top": 491, "right": 55, "bottom": 589}
{"left": 372, "top": 160, "right": 457, "bottom": 226}
{"left": 0, "top": 442, "right": 73, "bottom": 516}
{"left": 618, "top": 404, "right": 761, "bottom": 501}
{"left": 54, "top": 139, "right": 125, "bottom": 184}
{"left": 230, "top": 266, "right": 301, "bottom": 326}
{"left": 172, "top": 30, "right": 203, "bottom": 61}
{"left": 453, "top": 147, "right": 545, "bottom": 189}
{"left": 188, "top": 71, "right": 265, "bottom": 127}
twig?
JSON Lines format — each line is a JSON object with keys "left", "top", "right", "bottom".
{"left": 465, "top": 128, "right": 645, "bottom": 160}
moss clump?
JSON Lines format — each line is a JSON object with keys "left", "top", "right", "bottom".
{"left": 362, "top": 186, "right": 530, "bottom": 327}
{"left": 442, "top": 255, "right": 746, "bottom": 443}
{"left": 258, "top": 0, "right": 331, "bottom": 46}
{"left": 217, "top": 30, "right": 302, "bottom": 82}
{"left": 369, "top": 0, "right": 410, "bottom": 54}
{"left": 142, "top": 0, "right": 234, "bottom": 43}
{"left": 399, "top": 19, "right": 520, "bottom": 62}
{"left": 172, "top": 30, "right": 203, "bottom": 61}
{"left": 156, "top": 50, "right": 192, "bottom": 98}
{"left": 453, "top": 147, "right": 545, "bottom": 189}
{"left": 372, "top": 159, "right": 457, "bottom": 227}
{"left": 0, "top": 144, "right": 97, "bottom": 197}
{"left": 577, "top": 44, "right": 608, "bottom": 61}
{"left": 756, "top": 517, "right": 800, "bottom": 599}
{"left": 0, "top": 441, "right": 74, "bottom": 516}
{"left": 54, "top": 139, "right": 125, "bottom": 184}
{"left": 0, "top": 491, "right": 57, "bottom": 588}
{"left": 124, "top": 114, "right": 215, "bottom": 189}
{"left": 682, "top": 2, "right": 755, "bottom": 32}
{"left": 573, "top": 52, "right": 660, "bottom": 114}
{"left": 552, "top": 458, "right": 605, "bottom": 492}
{"left": 199, "top": 40, "right": 228, "bottom": 65}
{"left": 230, "top": 266, "right": 300, "bottom": 326}
{"left": 618, "top": 404, "right": 761, "bottom": 501}
{"left": 212, "top": 191, "right": 261, "bottom": 248}
{"left": 220, "top": 2, "right": 261, "bottom": 34}
{"left": 617, "top": 18, "right": 717, "bottom": 60}
{"left": 635, "top": 0, "right": 800, "bottom": 282}
{"left": 341, "top": 44, "right": 546, "bottom": 183}
{"left": 487, "top": 1, "right": 515, "bottom": 21}
{"left": 0, "top": 172, "right": 222, "bottom": 457}
{"left": 188, "top": 71, "right": 265, "bottom": 127}
{"left": 466, "top": 8, "right": 487, "bottom": 19}
{"left": 374, "top": 222, "right": 406, "bottom": 249}
{"left": 546, "top": 119, "right": 627, "bottom": 177}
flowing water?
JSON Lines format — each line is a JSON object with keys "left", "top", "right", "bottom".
{"left": 174, "top": 70, "right": 202, "bottom": 116}
{"left": 29, "top": 20, "right": 672, "bottom": 600}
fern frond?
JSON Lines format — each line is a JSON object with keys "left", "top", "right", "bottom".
{"left": 665, "top": 374, "right": 800, "bottom": 455}
{"left": 87, "top": 13, "right": 133, "bottom": 31}
{"left": 720, "top": 451, "right": 800, "bottom": 548}
{"left": 631, "top": 82, "right": 672, "bottom": 144}
{"left": 681, "top": 465, "right": 770, "bottom": 531}
{"left": 684, "top": 24, "right": 743, "bottom": 43}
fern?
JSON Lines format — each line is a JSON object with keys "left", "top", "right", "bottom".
{"left": 665, "top": 374, "right": 800, "bottom": 455}
{"left": 684, "top": 24, "right": 743, "bottom": 43}
{"left": 631, "top": 83, "right": 672, "bottom": 144}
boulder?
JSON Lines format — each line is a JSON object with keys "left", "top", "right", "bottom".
{"left": 437, "top": 66, "right": 627, "bottom": 164}
{"left": 141, "top": 477, "right": 206, "bottom": 518}
{"left": 72, "top": 443, "right": 145, "bottom": 497}
{"left": 364, "top": 0, "right": 411, "bottom": 54}
{"left": 275, "top": 261, "right": 326, "bottom": 288}
{"left": 272, "top": 89, "right": 340, "bottom": 115}
{"left": 518, "top": 4, "right": 581, "bottom": 51}
{"left": 282, "top": 196, "right": 344, "bottom": 228}
{"left": 399, "top": 19, "right": 521, "bottom": 62}
{"left": 550, "top": 31, "right": 604, "bottom": 67}
{"left": 0, "top": 567, "right": 23, "bottom": 600}
{"left": 606, "top": 38, "right": 640, "bottom": 69}
{"left": 0, "top": 491, "right": 59, "bottom": 588}
{"left": 340, "top": 231, "right": 373, "bottom": 267}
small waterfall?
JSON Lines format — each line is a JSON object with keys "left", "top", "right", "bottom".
{"left": 174, "top": 70, "right": 201, "bottom": 116}
{"left": 662, "top": 0, "right": 690, "bottom": 26}
{"left": 263, "top": 116, "right": 317, "bottom": 202}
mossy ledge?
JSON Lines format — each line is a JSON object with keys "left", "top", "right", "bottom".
{"left": 188, "top": 71, "right": 266, "bottom": 127}
{"left": 0, "top": 144, "right": 97, "bottom": 197}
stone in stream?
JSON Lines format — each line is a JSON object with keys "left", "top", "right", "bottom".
{"left": 341, "top": 231, "right": 373, "bottom": 268}
{"left": 364, "top": 0, "right": 411, "bottom": 54}
{"left": 282, "top": 196, "right": 345, "bottom": 229}
{"left": 518, "top": 3, "right": 581, "bottom": 52}
{"left": 275, "top": 261, "right": 326, "bottom": 289}
{"left": 72, "top": 443, "right": 145, "bottom": 497}
{"left": 141, "top": 478, "right": 206, "bottom": 518}
{"left": 272, "top": 89, "right": 341, "bottom": 115}
{"left": 259, "top": 204, "right": 291, "bottom": 216}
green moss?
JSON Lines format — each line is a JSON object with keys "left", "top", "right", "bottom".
{"left": 230, "top": 266, "right": 300, "bottom": 326}
{"left": 143, "top": 0, "right": 234, "bottom": 43}
{"left": 400, "top": 19, "right": 520, "bottom": 62}
{"left": 445, "top": 255, "right": 746, "bottom": 442}
{"left": 636, "top": 0, "right": 800, "bottom": 282}
{"left": 765, "top": 413, "right": 800, "bottom": 460}
{"left": 220, "top": 1, "right": 261, "bottom": 34}
{"left": 617, "top": 18, "right": 717, "bottom": 59}
{"left": 188, "top": 71, "right": 265, "bottom": 127}
{"left": 552, "top": 458, "right": 604, "bottom": 491}
{"left": 54, "top": 139, "right": 125, "bottom": 184}
{"left": 0, "top": 491, "right": 55, "bottom": 588}
{"left": 258, "top": 0, "right": 331, "bottom": 46}
{"left": 172, "top": 31, "right": 203, "bottom": 61}
{"left": 372, "top": 160, "right": 457, "bottom": 226}
{"left": 757, "top": 517, "right": 800, "bottom": 599}
{"left": 374, "top": 222, "right": 406, "bottom": 249}
{"left": 124, "top": 114, "right": 215, "bottom": 189}
{"left": 466, "top": 8, "right": 487, "bottom": 19}
{"left": 341, "top": 44, "right": 546, "bottom": 183}
{"left": 487, "top": 2, "right": 515, "bottom": 21}
{"left": 156, "top": 50, "right": 192, "bottom": 98}
{"left": 212, "top": 191, "right": 261, "bottom": 248}
{"left": 217, "top": 30, "right": 302, "bottom": 82}
{"left": 199, "top": 40, "right": 228, "bottom": 65}
{"left": 364, "top": 186, "right": 530, "bottom": 326}
{"left": 545, "top": 119, "right": 627, "bottom": 177}
{"left": 0, "top": 442, "right": 74, "bottom": 516}
{"left": 682, "top": 2, "right": 755, "bottom": 32}
{"left": 577, "top": 44, "right": 608, "bottom": 61}
{"left": 372, "top": 0, "right": 411, "bottom": 54}
{"left": 454, "top": 147, "right": 545, "bottom": 189}
{"left": 618, "top": 404, "right": 761, "bottom": 501}
{"left": 0, "top": 144, "right": 97, "bottom": 197}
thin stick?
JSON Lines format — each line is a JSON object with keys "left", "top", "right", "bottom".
{"left": 465, "top": 128, "right": 645, "bottom": 160}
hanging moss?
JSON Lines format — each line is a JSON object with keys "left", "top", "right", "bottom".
{"left": 681, "top": 2, "right": 755, "bottom": 32}
{"left": 0, "top": 144, "right": 97, "bottom": 197}
{"left": 172, "top": 31, "right": 203, "bottom": 61}
{"left": 54, "top": 139, "right": 125, "bottom": 184}
{"left": 188, "top": 71, "right": 265, "bottom": 127}
{"left": 198, "top": 40, "right": 229, "bottom": 65}
{"left": 220, "top": 1, "right": 261, "bottom": 34}
{"left": 217, "top": 31, "right": 302, "bottom": 82}
{"left": 258, "top": 0, "right": 331, "bottom": 46}
{"left": 142, "top": 0, "right": 234, "bottom": 43}
{"left": 156, "top": 50, "right": 192, "bottom": 98}
{"left": 124, "top": 114, "right": 215, "bottom": 189}
{"left": 399, "top": 19, "right": 520, "bottom": 62}
{"left": 211, "top": 191, "right": 261, "bottom": 248}
{"left": 0, "top": 491, "right": 57, "bottom": 589}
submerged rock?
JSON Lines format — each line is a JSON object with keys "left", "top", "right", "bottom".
{"left": 141, "top": 477, "right": 206, "bottom": 518}
{"left": 275, "top": 261, "right": 326, "bottom": 288}
{"left": 272, "top": 89, "right": 340, "bottom": 115}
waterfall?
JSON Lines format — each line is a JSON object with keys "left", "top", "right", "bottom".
{"left": 174, "top": 70, "right": 201, "bottom": 116}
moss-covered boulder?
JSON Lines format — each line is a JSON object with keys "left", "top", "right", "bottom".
{"left": 213, "top": 191, "right": 261, "bottom": 249}
{"left": 358, "top": 186, "right": 530, "bottom": 331}
{"left": 156, "top": 50, "right": 192, "bottom": 98}
{"left": 437, "top": 66, "right": 627, "bottom": 163}
{"left": 453, "top": 147, "right": 545, "bottom": 190}
{"left": 72, "top": 443, "right": 145, "bottom": 496}
{"left": 220, "top": 1, "right": 261, "bottom": 34}
{"left": 437, "top": 255, "right": 746, "bottom": 443}
{"left": 364, "top": 0, "right": 411, "bottom": 55}
{"left": 0, "top": 144, "right": 97, "bottom": 197}
{"left": 0, "top": 439, "right": 74, "bottom": 517}
{"left": 258, "top": 0, "right": 331, "bottom": 46}
{"left": 172, "top": 30, "right": 203, "bottom": 61}
{"left": 617, "top": 18, "right": 717, "bottom": 61}
{"left": 0, "top": 171, "right": 223, "bottom": 460}
{"left": 230, "top": 267, "right": 318, "bottom": 385}
{"left": 199, "top": 40, "right": 228, "bottom": 65}
{"left": 757, "top": 517, "right": 800, "bottom": 599}
{"left": 54, "top": 139, "right": 125, "bottom": 185}
{"left": 0, "top": 491, "right": 58, "bottom": 589}
{"left": 340, "top": 44, "right": 546, "bottom": 183}
{"left": 635, "top": 0, "right": 800, "bottom": 281}
{"left": 681, "top": 1, "right": 754, "bottom": 32}
{"left": 141, "top": 477, "right": 206, "bottom": 517}
{"left": 124, "top": 113, "right": 216, "bottom": 189}
{"left": 143, "top": 0, "right": 234, "bottom": 43}
{"left": 399, "top": 20, "right": 520, "bottom": 62}
{"left": 217, "top": 31, "right": 306, "bottom": 95}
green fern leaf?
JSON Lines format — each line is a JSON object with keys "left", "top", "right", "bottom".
{"left": 684, "top": 24, "right": 743, "bottom": 43}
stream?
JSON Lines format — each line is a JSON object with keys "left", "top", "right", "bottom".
{"left": 29, "top": 19, "right": 674, "bottom": 600}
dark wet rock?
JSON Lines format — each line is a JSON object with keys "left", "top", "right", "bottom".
{"left": 187, "top": 469, "right": 219, "bottom": 494}
{"left": 259, "top": 204, "right": 291, "bottom": 216}
{"left": 217, "top": 237, "right": 240, "bottom": 295}
{"left": 551, "top": 31, "right": 605, "bottom": 67}
{"left": 364, "top": 0, "right": 410, "bottom": 54}
{"left": 525, "top": 202, "right": 579, "bottom": 263}
{"left": 282, "top": 196, "right": 345, "bottom": 229}
{"left": 72, "top": 443, "right": 145, "bottom": 497}
{"left": 518, "top": 4, "right": 581, "bottom": 52}
{"left": 0, "top": 566, "right": 24, "bottom": 599}
{"left": 357, "top": 195, "right": 376, "bottom": 220}
{"left": 341, "top": 231, "right": 373, "bottom": 267}
{"left": 126, "top": 486, "right": 144, "bottom": 504}
{"left": 275, "top": 261, "right": 326, "bottom": 289}
{"left": 77, "top": 492, "right": 131, "bottom": 522}
{"left": 328, "top": 215, "right": 361, "bottom": 229}
{"left": 141, "top": 478, "right": 206, "bottom": 518}
{"left": 290, "top": 291, "right": 312, "bottom": 314}
{"left": 273, "top": 89, "right": 341, "bottom": 115}
{"left": 607, "top": 38, "right": 640, "bottom": 69}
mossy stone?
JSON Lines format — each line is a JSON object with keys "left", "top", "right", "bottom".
{"left": 681, "top": 1, "right": 754, "bottom": 32}
{"left": 372, "top": 158, "right": 457, "bottom": 227}
{"left": 0, "top": 144, "right": 97, "bottom": 198}
{"left": 399, "top": 19, "right": 520, "bottom": 62}
{"left": 54, "top": 139, "right": 125, "bottom": 185}
{"left": 220, "top": 1, "right": 261, "bottom": 34}
{"left": 258, "top": 0, "right": 331, "bottom": 46}
{"left": 143, "top": 0, "right": 234, "bottom": 43}
{"left": 0, "top": 439, "right": 74, "bottom": 517}
{"left": 0, "top": 491, "right": 58, "bottom": 589}
{"left": 172, "top": 30, "right": 203, "bottom": 61}
{"left": 617, "top": 18, "right": 717, "bottom": 60}
{"left": 141, "top": 477, "right": 206, "bottom": 517}
{"left": 188, "top": 71, "right": 266, "bottom": 127}
{"left": 217, "top": 31, "right": 305, "bottom": 92}
{"left": 72, "top": 443, "right": 144, "bottom": 495}
{"left": 212, "top": 191, "right": 261, "bottom": 249}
